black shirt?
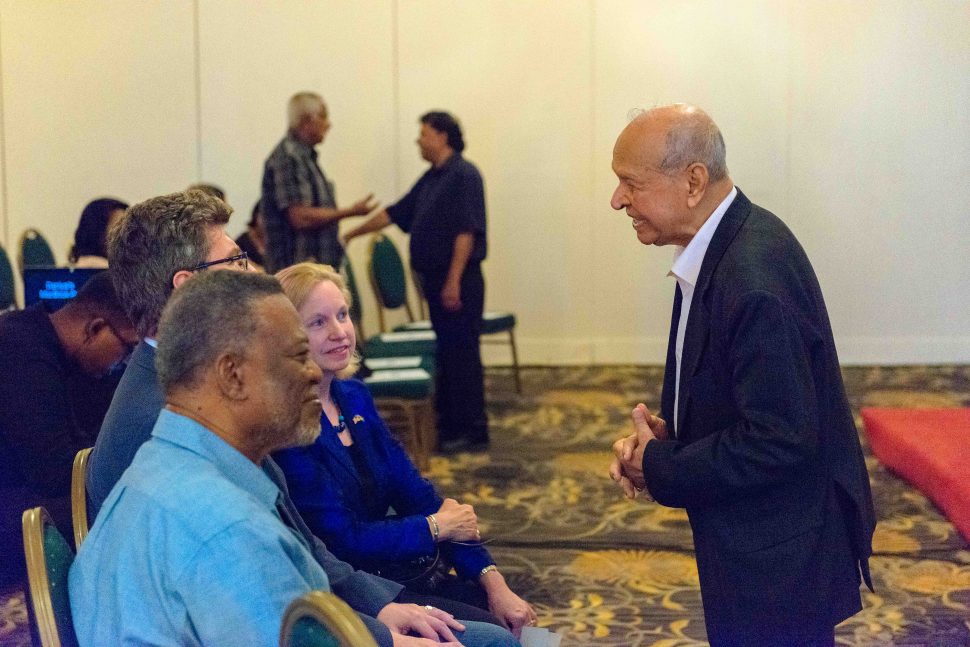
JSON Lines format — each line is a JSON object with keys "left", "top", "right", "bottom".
{"left": 386, "top": 153, "right": 487, "bottom": 273}
{"left": 0, "top": 306, "right": 119, "bottom": 582}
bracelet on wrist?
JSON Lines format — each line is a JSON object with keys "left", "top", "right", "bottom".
{"left": 480, "top": 565, "right": 498, "bottom": 577}
{"left": 427, "top": 514, "right": 440, "bottom": 542}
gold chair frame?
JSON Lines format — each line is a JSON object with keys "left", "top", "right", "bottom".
{"left": 373, "top": 397, "right": 436, "bottom": 471}
{"left": 70, "top": 448, "right": 93, "bottom": 547}
{"left": 279, "top": 590, "right": 378, "bottom": 647}
{"left": 22, "top": 506, "right": 76, "bottom": 647}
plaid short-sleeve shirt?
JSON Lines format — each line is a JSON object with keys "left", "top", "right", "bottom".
{"left": 260, "top": 132, "right": 341, "bottom": 272}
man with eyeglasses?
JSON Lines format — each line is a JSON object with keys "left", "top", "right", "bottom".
{"left": 0, "top": 271, "right": 136, "bottom": 587}
{"left": 85, "top": 189, "right": 505, "bottom": 647}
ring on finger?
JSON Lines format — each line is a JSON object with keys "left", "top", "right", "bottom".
{"left": 424, "top": 605, "right": 434, "bottom": 612}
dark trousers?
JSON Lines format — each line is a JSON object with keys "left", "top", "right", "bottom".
{"left": 417, "top": 264, "right": 488, "bottom": 444}
{"left": 397, "top": 579, "right": 500, "bottom": 627}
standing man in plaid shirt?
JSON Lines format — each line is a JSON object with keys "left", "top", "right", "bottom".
{"left": 261, "top": 92, "right": 377, "bottom": 272}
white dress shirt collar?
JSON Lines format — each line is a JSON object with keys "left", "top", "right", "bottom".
{"left": 669, "top": 186, "right": 738, "bottom": 288}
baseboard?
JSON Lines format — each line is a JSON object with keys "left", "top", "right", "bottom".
{"left": 482, "top": 336, "right": 668, "bottom": 366}
{"left": 482, "top": 335, "right": 970, "bottom": 367}
{"left": 836, "top": 336, "right": 970, "bottom": 365}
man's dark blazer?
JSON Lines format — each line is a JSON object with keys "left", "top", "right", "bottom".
{"left": 642, "top": 189, "right": 875, "bottom": 645}
{"left": 86, "top": 341, "right": 402, "bottom": 647}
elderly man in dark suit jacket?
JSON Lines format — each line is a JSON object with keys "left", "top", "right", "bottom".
{"left": 608, "top": 104, "right": 875, "bottom": 646}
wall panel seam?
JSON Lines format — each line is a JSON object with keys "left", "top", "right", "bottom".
{"left": 0, "top": 3, "right": 8, "bottom": 245}
{"left": 192, "top": 0, "right": 203, "bottom": 181}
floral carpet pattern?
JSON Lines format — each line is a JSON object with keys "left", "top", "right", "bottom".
{"left": 2, "top": 366, "right": 969, "bottom": 646}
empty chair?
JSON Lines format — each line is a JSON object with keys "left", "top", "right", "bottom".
{"left": 18, "top": 228, "right": 56, "bottom": 271}
{"left": 21, "top": 506, "right": 80, "bottom": 647}
{"left": 368, "top": 233, "right": 521, "bottom": 393}
{"left": 279, "top": 590, "right": 378, "bottom": 647}
{"left": 344, "top": 258, "right": 436, "bottom": 359}
{"left": 0, "top": 242, "right": 15, "bottom": 310}
{"left": 342, "top": 259, "right": 437, "bottom": 466}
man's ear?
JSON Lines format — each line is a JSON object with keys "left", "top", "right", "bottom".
{"left": 214, "top": 352, "right": 248, "bottom": 401}
{"left": 83, "top": 317, "right": 108, "bottom": 343}
{"left": 172, "top": 270, "right": 194, "bottom": 290}
{"left": 685, "top": 162, "right": 709, "bottom": 209}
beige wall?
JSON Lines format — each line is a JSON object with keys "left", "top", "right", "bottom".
{"left": 1, "top": 0, "right": 967, "bottom": 364}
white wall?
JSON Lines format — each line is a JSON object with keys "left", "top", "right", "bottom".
{"left": 1, "top": 0, "right": 967, "bottom": 364}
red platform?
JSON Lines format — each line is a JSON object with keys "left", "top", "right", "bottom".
{"left": 861, "top": 407, "right": 970, "bottom": 543}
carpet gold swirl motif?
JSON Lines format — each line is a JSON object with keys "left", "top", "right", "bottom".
{"left": 3, "top": 366, "right": 970, "bottom": 646}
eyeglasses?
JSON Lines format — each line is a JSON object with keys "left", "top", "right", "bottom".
{"left": 105, "top": 321, "right": 138, "bottom": 363}
{"left": 190, "top": 251, "right": 249, "bottom": 272}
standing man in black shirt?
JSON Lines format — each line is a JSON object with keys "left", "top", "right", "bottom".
{"left": 344, "top": 111, "right": 489, "bottom": 452}
{"left": 261, "top": 92, "right": 377, "bottom": 272}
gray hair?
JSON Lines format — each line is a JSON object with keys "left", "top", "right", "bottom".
{"left": 156, "top": 271, "right": 283, "bottom": 393}
{"left": 107, "top": 190, "right": 232, "bottom": 337}
{"left": 634, "top": 104, "right": 729, "bottom": 182}
{"left": 288, "top": 92, "right": 325, "bottom": 130}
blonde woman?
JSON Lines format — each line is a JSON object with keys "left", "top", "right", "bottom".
{"left": 273, "top": 263, "right": 536, "bottom": 639}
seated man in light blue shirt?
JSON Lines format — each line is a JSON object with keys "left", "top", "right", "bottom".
{"left": 70, "top": 271, "right": 516, "bottom": 646}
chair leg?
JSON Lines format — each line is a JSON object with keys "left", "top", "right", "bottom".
{"left": 508, "top": 328, "right": 522, "bottom": 394}
{"left": 405, "top": 402, "right": 429, "bottom": 471}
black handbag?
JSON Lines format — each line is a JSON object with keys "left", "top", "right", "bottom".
{"left": 377, "top": 549, "right": 452, "bottom": 590}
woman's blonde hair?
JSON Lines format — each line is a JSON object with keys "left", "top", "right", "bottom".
{"left": 275, "top": 262, "right": 360, "bottom": 378}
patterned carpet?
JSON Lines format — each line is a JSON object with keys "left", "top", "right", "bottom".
{"left": 3, "top": 366, "right": 969, "bottom": 646}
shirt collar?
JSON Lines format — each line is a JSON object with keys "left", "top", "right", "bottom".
{"left": 669, "top": 186, "right": 737, "bottom": 287}
{"left": 286, "top": 130, "right": 318, "bottom": 160}
{"left": 150, "top": 408, "right": 280, "bottom": 509}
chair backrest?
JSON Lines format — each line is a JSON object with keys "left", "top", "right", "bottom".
{"left": 18, "top": 228, "right": 56, "bottom": 271}
{"left": 279, "top": 591, "right": 378, "bottom": 647}
{"left": 341, "top": 259, "right": 365, "bottom": 339}
{"left": 70, "top": 448, "right": 93, "bottom": 547}
{"left": 22, "top": 507, "right": 80, "bottom": 647}
{"left": 367, "top": 234, "right": 413, "bottom": 332}
{"left": 0, "top": 242, "right": 15, "bottom": 310}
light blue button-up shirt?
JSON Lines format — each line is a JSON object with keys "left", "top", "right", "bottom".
{"left": 69, "top": 408, "right": 330, "bottom": 646}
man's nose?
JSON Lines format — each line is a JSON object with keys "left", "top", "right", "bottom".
{"left": 306, "top": 358, "right": 323, "bottom": 385}
{"left": 610, "top": 186, "right": 626, "bottom": 211}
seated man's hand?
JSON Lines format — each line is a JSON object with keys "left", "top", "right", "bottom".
{"left": 378, "top": 602, "right": 464, "bottom": 644}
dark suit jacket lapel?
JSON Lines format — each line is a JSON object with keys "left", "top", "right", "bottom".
{"left": 131, "top": 339, "right": 156, "bottom": 372}
{"left": 676, "top": 189, "right": 752, "bottom": 436}
{"left": 660, "top": 285, "right": 681, "bottom": 436}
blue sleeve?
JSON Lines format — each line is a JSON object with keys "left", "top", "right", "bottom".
{"left": 385, "top": 173, "right": 425, "bottom": 232}
{"left": 276, "top": 442, "right": 439, "bottom": 565}
{"left": 347, "top": 382, "right": 494, "bottom": 581}
{"left": 177, "top": 521, "right": 330, "bottom": 646}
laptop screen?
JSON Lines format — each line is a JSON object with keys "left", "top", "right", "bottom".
{"left": 22, "top": 267, "right": 105, "bottom": 312}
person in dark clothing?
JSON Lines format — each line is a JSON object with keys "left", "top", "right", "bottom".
{"left": 0, "top": 271, "right": 137, "bottom": 586}
{"left": 85, "top": 189, "right": 514, "bottom": 647}
{"left": 274, "top": 262, "right": 535, "bottom": 637}
{"left": 68, "top": 197, "right": 129, "bottom": 268}
{"left": 608, "top": 104, "right": 875, "bottom": 646}
{"left": 235, "top": 200, "right": 268, "bottom": 269}
{"left": 260, "top": 92, "right": 377, "bottom": 272}
{"left": 343, "top": 111, "right": 489, "bottom": 452}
